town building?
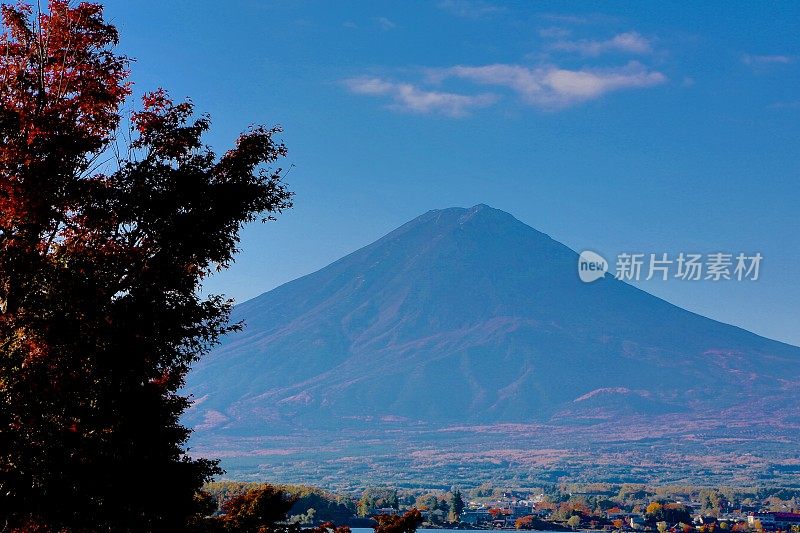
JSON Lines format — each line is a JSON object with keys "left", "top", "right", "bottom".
{"left": 748, "top": 512, "right": 800, "bottom": 530}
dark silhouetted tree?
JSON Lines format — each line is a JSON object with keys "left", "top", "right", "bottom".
{"left": 221, "top": 485, "right": 297, "bottom": 533}
{"left": 387, "top": 490, "right": 399, "bottom": 510}
{"left": 448, "top": 489, "right": 464, "bottom": 522}
{"left": 0, "top": 1, "right": 292, "bottom": 531}
{"left": 306, "top": 522, "right": 351, "bottom": 533}
{"left": 373, "top": 509, "right": 423, "bottom": 533}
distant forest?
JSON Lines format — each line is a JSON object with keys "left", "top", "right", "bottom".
{"left": 204, "top": 481, "right": 800, "bottom": 528}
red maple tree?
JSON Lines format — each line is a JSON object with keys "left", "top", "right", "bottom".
{"left": 0, "top": 2, "right": 292, "bottom": 531}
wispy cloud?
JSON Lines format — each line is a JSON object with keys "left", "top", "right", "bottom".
{"left": 343, "top": 22, "right": 666, "bottom": 115}
{"left": 769, "top": 100, "right": 800, "bottom": 110}
{"left": 435, "top": 61, "right": 666, "bottom": 108}
{"left": 343, "top": 77, "right": 497, "bottom": 117}
{"left": 375, "top": 17, "right": 396, "bottom": 30}
{"left": 437, "top": 0, "right": 504, "bottom": 18}
{"left": 538, "top": 27, "right": 572, "bottom": 39}
{"left": 548, "top": 32, "right": 653, "bottom": 56}
{"left": 538, "top": 13, "right": 620, "bottom": 26}
{"left": 742, "top": 54, "right": 794, "bottom": 66}
{"left": 344, "top": 61, "right": 665, "bottom": 114}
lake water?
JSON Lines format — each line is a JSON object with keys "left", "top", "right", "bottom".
{"left": 351, "top": 530, "right": 566, "bottom": 533}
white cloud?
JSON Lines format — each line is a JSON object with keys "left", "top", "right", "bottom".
{"left": 437, "top": 0, "right": 504, "bottom": 18}
{"left": 538, "top": 27, "right": 572, "bottom": 39}
{"left": 742, "top": 54, "right": 794, "bottom": 66}
{"left": 439, "top": 61, "right": 666, "bottom": 108}
{"left": 769, "top": 100, "right": 800, "bottom": 110}
{"left": 539, "top": 13, "right": 620, "bottom": 26}
{"left": 345, "top": 77, "right": 395, "bottom": 96}
{"left": 376, "top": 17, "right": 396, "bottom": 30}
{"left": 343, "top": 77, "right": 496, "bottom": 117}
{"left": 539, "top": 13, "right": 593, "bottom": 25}
{"left": 549, "top": 32, "right": 652, "bottom": 56}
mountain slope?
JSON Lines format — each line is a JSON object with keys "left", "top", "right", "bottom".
{"left": 184, "top": 204, "right": 800, "bottom": 439}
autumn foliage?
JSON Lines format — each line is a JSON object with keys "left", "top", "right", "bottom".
{"left": 372, "top": 509, "right": 424, "bottom": 533}
{"left": 488, "top": 508, "right": 508, "bottom": 518}
{"left": 515, "top": 515, "right": 534, "bottom": 529}
{"left": 220, "top": 485, "right": 298, "bottom": 533}
{"left": 0, "top": 1, "right": 291, "bottom": 531}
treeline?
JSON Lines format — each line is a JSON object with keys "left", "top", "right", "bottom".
{"left": 355, "top": 487, "right": 466, "bottom": 523}
{"left": 192, "top": 483, "right": 423, "bottom": 533}
{"left": 201, "top": 483, "right": 467, "bottom": 529}
{"left": 205, "top": 483, "right": 358, "bottom": 526}
{"left": 548, "top": 483, "right": 800, "bottom": 516}
{"left": 201, "top": 481, "right": 800, "bottom": 528}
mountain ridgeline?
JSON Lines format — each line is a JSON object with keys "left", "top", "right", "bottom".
{"left": 185, "top": 205, "right": 800, "bottom": 438}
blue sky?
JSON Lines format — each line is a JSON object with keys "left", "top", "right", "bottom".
{"left": 102, "top": 1, "right": 800, "bottom": 346}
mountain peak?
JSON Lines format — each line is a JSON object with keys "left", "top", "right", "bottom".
{"left": 457, "top": 203, "right": 520, "bottom": 226}
{"left": 464, "top": 202, "right": 493, "bottom": 214}
{"left": 402, "top": 204, "right": 545, "bottom": 242}
{"left": 185, "top": 205, "right": 800, "bottom": 485}
{"left": 187, "top": 205, "right": 800, "bottom": 430}
{"left": 419, "top": 203, "right": 505, "bottom": 218}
